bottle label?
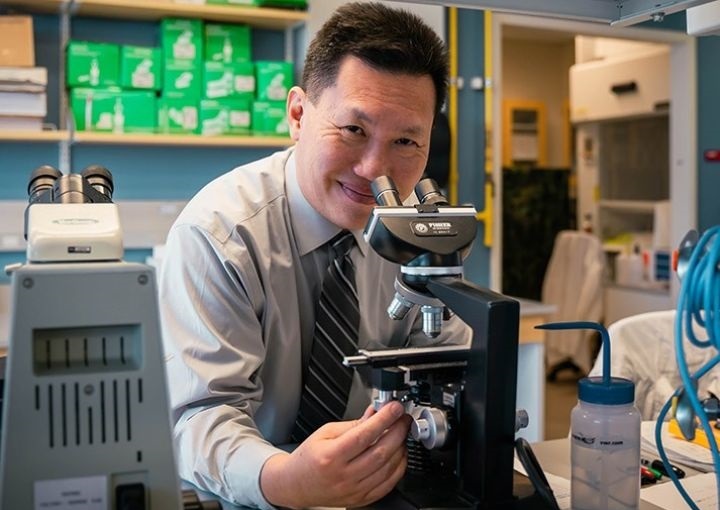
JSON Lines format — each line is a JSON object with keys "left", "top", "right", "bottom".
{"left": 572, "top": 432, "right": 629, "bottom": 451}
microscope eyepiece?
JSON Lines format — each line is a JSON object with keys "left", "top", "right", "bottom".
{"left": 415, "top": 178, "right": 449, "bottom": 206}
{"left": 27, "top": 165, "right": 62, "bottom": 203}
{"left": 371, "top": 176, "right": 403, "bottom": 207}
{"left": 81, "top": 165, "right": 114, "bottom": 199}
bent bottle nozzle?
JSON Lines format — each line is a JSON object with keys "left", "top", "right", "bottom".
{"left": 536, "top": 321, "right": 611, "bottom": 386}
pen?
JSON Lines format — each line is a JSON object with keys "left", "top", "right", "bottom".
{"left": 640, "top": 466, "right": 657, "bottom": 485}
{"left": 639, "top": 459, "right": 662, "bottom": 479}
{"left": 641, "top": 458, "right": 685, "bottom": 479}
{"left": 651, "top": 459, "right": 686, "bottom": 479}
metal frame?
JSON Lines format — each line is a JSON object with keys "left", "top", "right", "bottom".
{"left": 392, "top": 0, "right": 713, "bottom": 26}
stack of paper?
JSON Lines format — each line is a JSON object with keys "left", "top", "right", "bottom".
{"left": 0, "top": 67, "right": 47, "bottom": 131}
{"left": 641, "top": 420, "right": 716, "bottom": 473}
{"left": 642, "top": 472, "right": 718, "bottom": 509}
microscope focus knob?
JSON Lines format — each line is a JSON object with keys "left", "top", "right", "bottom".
{"left": 411, "top": 418, "right": 431, "bottom": 440}
{"left": 410, "top": 407, "right": 448, "bottom": 450}
{"left": 515, "top": 409, "right": 529, "bottom": 432}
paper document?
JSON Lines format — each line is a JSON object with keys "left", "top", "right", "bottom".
{"left": 641, "top": 472, "right": 718, "bottom": 509}
{"left": 514, "top": 456, "right": 571, "bottom": 510}
{"left": 641, "top": 421, "right": 715, "bottom": 472}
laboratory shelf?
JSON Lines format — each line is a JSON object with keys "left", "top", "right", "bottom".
{"left": 0, "top": 0, "right": 307, "bottom": 28}
{"left": 72, "top": 132, "right": 294, "bottom": 147}
{"left": 0, "top": 130, "right": 68, "bottom": 142}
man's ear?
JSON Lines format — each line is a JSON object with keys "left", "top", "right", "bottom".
{"left": 286, "top": 86, "right": 305, "bottom": 142}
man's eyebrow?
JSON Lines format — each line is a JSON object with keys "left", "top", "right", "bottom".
{"left": 349, "top": 107, "right": 426, "bottom": 136}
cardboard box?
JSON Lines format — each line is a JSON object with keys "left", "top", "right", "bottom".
{"left": 120, "top": 45, "right": 162, "bottom": 90}
{"left": 203, "top": 61, "right": 254, "bottom": 100}
{"left": 161, "top": 18, "right": 203, "bottom": 63}
{"left": 199, "top": 98, "right": 250, "bottom": 135}
{"left": 67, "top": 41, "right": 120, "bottom": 88}
{"left": 163, "top": 59, "right": 202, "bottom": 98}
{"left": 205, "top": 23, "right": 251, "bottom": 64}
{"left": 157, "top": 96, "right": 199, "bottom": 134}
{"left": 71, "top": 88, "right": 156, "bottom": 133}
{"left": 255, "top": 61, "right": 292, "bottom": 101}
{"left": 251, "top": 100, "right": 288, "bottom": 136}
{"left": 0, "top": 16, "right": 34, "bottom": 67}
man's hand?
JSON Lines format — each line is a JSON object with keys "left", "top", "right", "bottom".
{"left": 260, "top": 401, "right": 411, "bottom": 509}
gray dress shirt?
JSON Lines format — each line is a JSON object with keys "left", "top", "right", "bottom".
{"left": 159, "top": 148, "right": 471, "bottom": 509}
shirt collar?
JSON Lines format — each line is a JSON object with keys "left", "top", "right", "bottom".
{"left": 285, "top": 152, "right": 368, "bottom": 257}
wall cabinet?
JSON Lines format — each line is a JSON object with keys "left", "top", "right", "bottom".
{"left": 570, "top": 47, "right": 669, "bottom": 123}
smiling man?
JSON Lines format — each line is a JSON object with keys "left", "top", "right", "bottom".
{"left": 158, "top": 3, "right": 470, "bottom": 509}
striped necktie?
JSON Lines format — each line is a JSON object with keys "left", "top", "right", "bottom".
{"left": 292, "top": 231, "right": 359, "bottom": 443}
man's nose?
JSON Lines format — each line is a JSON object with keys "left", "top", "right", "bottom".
{"left": 354, "top": 144, "right": 389, "bottom": 181}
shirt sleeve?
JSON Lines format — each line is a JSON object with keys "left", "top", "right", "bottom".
{"left": 159, "top": 222, "right": 282, "bottom": 509}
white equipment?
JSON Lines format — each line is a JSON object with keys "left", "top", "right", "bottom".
{"left": 0, "top": 165, "right": 189, "bottom": 509}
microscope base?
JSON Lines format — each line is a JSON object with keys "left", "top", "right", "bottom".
{"left": 361, "top": 472, "right": 557, "bottom": 510}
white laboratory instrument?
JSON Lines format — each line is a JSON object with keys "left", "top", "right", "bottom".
{"left": 0, "top": 166, "right": 213, "bottom": 509}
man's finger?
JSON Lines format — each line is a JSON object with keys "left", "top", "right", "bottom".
{"left": 358, "top": 404, "right": 376, "bottom": 422}
{"left": 314, "top": 418, "right": 362, "bottom": 439}
{"left": 335, "top": 401, "right": 406, "bottom": 459}
{"left": 346, "top": 416, "right": 411, "bottom": 479}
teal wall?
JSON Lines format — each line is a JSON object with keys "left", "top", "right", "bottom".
{"left": 641, "top": 12, "right": 719, "bottom": 232}
{"left": 697, "top": 35, "right": 720, "bottom": 232}
{"left": 453, "top": 9, "right": 490, "bottom": 286}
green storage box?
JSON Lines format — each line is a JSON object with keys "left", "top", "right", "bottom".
{"left": 205, "top": 23, "right": 251, "bottom": 63}
{"left": 251, "top": 100, "right": 288, "bottom": 136}
{"left": 66, "top": 41, "right": 120, "bottom": 88}
{"left": 161, "top": 18, "right": 203, "bottom": 63}
{"left": 255, "top": 61, "right": 293, "bottom": 101}
{"left": 203, "top": 61, "right": 255, "bottom": 100}
{"left": 206, "top": 0, "right": 257, "bottom": 6}
{"left": 120, "top": 45, "right": 162, "bottom": 90}
{"left": 254, "top": 0, "right": 308, "bottom": 7}
{"left": 71, "top": 88, "right": 156, "bottom": 133}
{"left": 207, "top": 0, "right": 307, "bottom": 5}
{"left": 158, "top": 96, "right": 199, "bottom": 134}
{"left": 200, "top": 98, "right": 251, "bottom": 136}
{"left": 163, "top": 59, "right": 202, "bottom": 98}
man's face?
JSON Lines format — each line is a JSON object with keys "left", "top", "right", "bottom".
{"left": 288, "top": 56, "right": 437, "bottom": 230}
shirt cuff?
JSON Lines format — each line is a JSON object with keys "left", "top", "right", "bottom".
{"left": 225, "top": 440, "right": 286, "bottom": 510}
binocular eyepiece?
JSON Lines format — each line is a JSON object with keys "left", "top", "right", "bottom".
{"left": 371, "top": 176, "right": 449, "bottom": 207}
{"left": 28, "top": 164, "right": 115, "bottom": 205}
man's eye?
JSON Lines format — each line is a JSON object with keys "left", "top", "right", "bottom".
{"left": 396, "top": 138, "right": 419, "bottom": 147}
{"left": 343, "top": 125, "right": 364, "bottom": 135}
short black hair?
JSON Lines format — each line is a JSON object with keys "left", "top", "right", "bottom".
{"left": 302, "top": 2, "right": 449, "bottom": 115}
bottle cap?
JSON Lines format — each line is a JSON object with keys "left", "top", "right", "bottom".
{"left": 536, "top": 321, "right": 635, "bottom": 405}
{"left": 577, "top": 375, "right": 635, "bottom": 405}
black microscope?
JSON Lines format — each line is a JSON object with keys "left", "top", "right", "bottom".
{"left": 345, "top": 176, "right": 558, "bottom": 509}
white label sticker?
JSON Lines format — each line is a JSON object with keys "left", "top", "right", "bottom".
{"left": 34, "top": 475, "right": 108, "bottom": 510}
